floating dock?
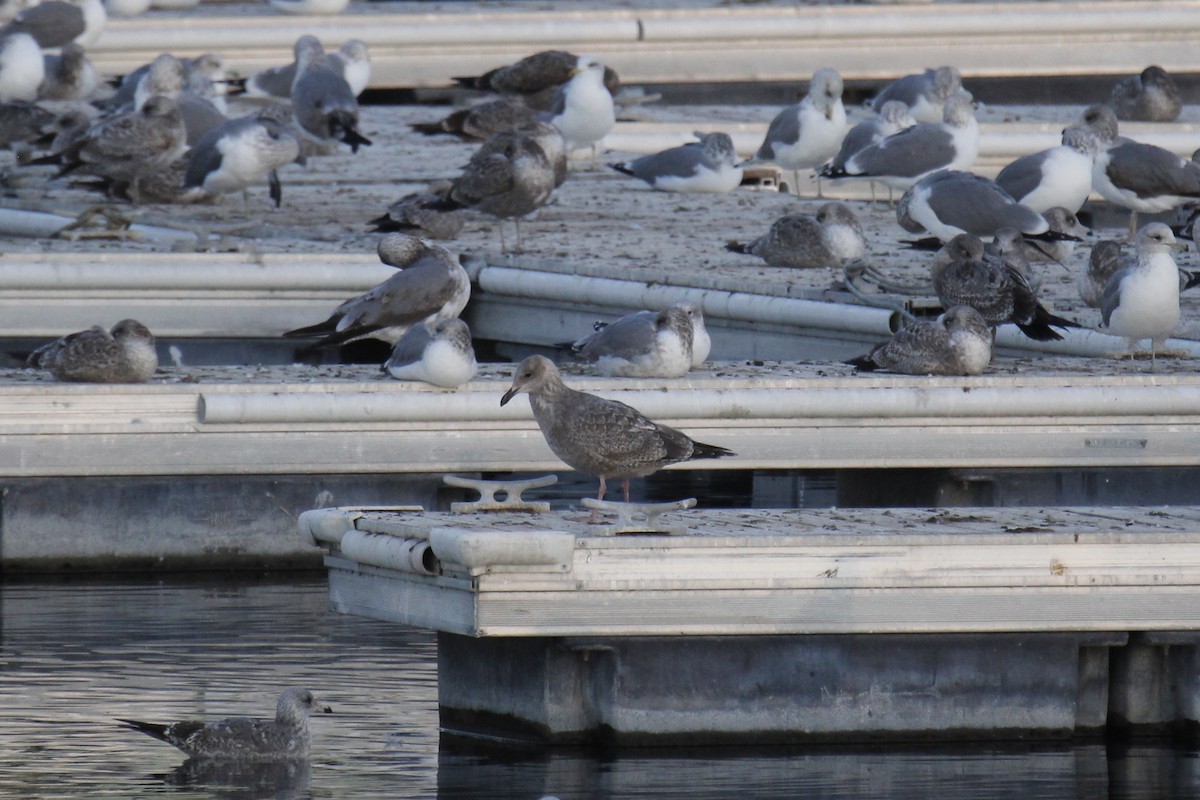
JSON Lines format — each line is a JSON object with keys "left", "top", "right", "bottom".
{"left": 303, "top": 500, "right": 1200, "bottom": 744}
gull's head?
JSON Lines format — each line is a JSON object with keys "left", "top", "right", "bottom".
{"left": 1136, "top": 222, "right": 1186, "bottom": 255}
{"left": 501, "top": 354, "right": 559, "bottom": 406}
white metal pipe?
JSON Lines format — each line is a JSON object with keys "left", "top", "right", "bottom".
{"left": 0, "top": 209, "right": 198, "bottom": 246}
{"left": 475, "top": 265, "right": 902, "bottom": 337}
{"left": 199, "top": 380, "right": 1200, "bottom": 426}
{"left": 339, "top": 531, "right": 440, "bottom": 576}
{"left": 298, "top": 507, "right": 360, "bottom": 547}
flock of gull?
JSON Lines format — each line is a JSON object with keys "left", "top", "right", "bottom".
{"left": 5, "top": 5, "right": 1200, "bottom": 528}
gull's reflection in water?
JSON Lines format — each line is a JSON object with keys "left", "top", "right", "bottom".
{"left": 160, "top": 758, "right": 313, "bottom": 800}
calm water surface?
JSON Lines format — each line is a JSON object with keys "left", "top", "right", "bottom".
{"left": 2, "top": 578, "right": 1198, "bottom": 799}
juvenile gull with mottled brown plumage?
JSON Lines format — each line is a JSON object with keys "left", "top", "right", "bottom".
{"left": 500, "top": 355, "right": 735, "bottom": 506}
{"left": 26, "top": 319, "right": 157, "bottom": 382}
{"left": 846, "top": 305, "right": 992, "bottom": 376}
{"left": 726, "top": 202, "right": 866, "bottom": 268}
{"left": 118, "top": 687, "right": 331, "bottom": 760}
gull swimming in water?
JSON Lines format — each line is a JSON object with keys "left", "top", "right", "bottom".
{"left": 871, "top": 66, "right": 964, "bottom": 124}
{"left": 284, "top": 234, "right": 470, "bottom": 351}
{"left": 26, "top": 319, "right": 157, "bottom": 382}
{"left": 382, "top": 318, "right": 477, "bottom": 388}
{"left": 846, "top": 305, "right": 992, "bottom": 376}
{"left": 118, "top": 688, "right": 332, "bottom": 760}
{"left": 994, "top": 125, "right": 1096, "bottom": 216}
{"left": 608, "top": 131, "right": 742, "bottom": 193}
{"left": 726, "top": 201, "right": 866, "bottom": 268}
{"left": 932, "top": 233, "right": 1078, "bottom": 341}
{"left": 1111, "top": 66, "right": 1181, "bottom": 122}
{"left": 749, "top": 67, "right": 847, "bottom": 196}
{"left": 821, "top": 91, "right": 978, "bottom": 193}
{"left": 570, "top": 303, "right": 697, "bottom": 378}
{"left": 1100, "top": 222, "right": 1187, "bottom": 366}
{"left": 500, "top": 355, "right": 735, "bottom": 506}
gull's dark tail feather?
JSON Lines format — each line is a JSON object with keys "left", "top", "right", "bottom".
{"left": 819, "top": 164, "right": 849, "bottom": 179}
{"left": 690, "top": 441, "right": 736, "bottom": 461}
{"left": 117, "top": 719, "right": 171, "bottom": 743}
{"left": 1024, "top": 229, "right": 1083, "bottom": 243}
{"left": 607, "top": 161, "right": 634, "bottom": 177}
{"left": 328, "top": 111, "right": 372, "bottom": 153}
{"left": 1183, "top": 270, "right": 1200, "bottom": 291}
{"left": 1016, "top": 306, "right": 1078, "bottom": 342}
{"left": 900, "top": 237, "right": 944, "bottom": 251}
{"left": 844, "top": 354, "right": 881, "bottom": 372}
{"left": 725, "top": 240, "right": 752, "bottom": 255}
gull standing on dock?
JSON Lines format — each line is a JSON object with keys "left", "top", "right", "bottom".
{"left": 183, "top": 114, "right": 302, "bottom": 208}
{"left": 726, "top": 201, "right": 866, "bottom": 269}
{"left": 871, "top": 66, "right": 963, "bottom": 124}
{"left": 284, "top": 234, "right": 470, "bottom": 351}
{"left": 438, "top": 127, "right": 556, "bottom": 253}
{"left": 53, "top": 95, "right": 187, "bottom": 204}
{"left": 749, "top": 67, "right": 847, "bottom": 196}
{"left": 897, "top": 170, "right": 1076, "bottom": 246}
{"left": 1079, "top": 239, "right": 1125, "bottom": 308}
{"left": 932, "top": 233, "right": 1078, "bottom": 341}
{"left": 118, "top": 688, "right": 332, "bottom": 760}
{"left": 0, "top": 32, "right": 43, "bottom": 102}
{"left": 1100, "top": 222, "right": 1187, "bottom": 366}
{"left": 608, "top": 131, "right": 742, "bottom": 193}
{"left": 821, "top": 91, "right": 978, "bottom": 193}
{"left": 543, "top": 55, "right": 615, "bottom": 158}
{"left": 411, "top": 96, "right": 539, "bottom": 141}
{"left": 1111, "top": 66, "right": 1181, "bottom": 122}
{"left": 846, "top": 305, "right": 992, "bottom": 376}
{"left": 382, "top": 318, "right": 477, "bottom": 388}
{"left": 27, "top": 319, "right": 157, "bottom": 383}
{"left": 994, "top": 126, "right": 1096, "bottom": 216}
{"left": 290, "top": 42, "right": 371, "bottom": 153}
{"left": 570, "top": 303, "right": 697, "bottom": 378}
{"left": 131, "top": 53, "right": 228, "bottom": 145}
{"left": 824, "top": 100, "right": 915, "bottom": 203}
{"left": 1080, "top": 104, "right": 1200, "bottom": 240}
{"left": 500, "top": 355, "right": 735, "bottom": 506}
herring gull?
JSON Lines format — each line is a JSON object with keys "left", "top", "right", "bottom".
{"left": 846, "top": 305, "right": 992, "bottom": 376}
{"left": 1111, "top": 66, "right": 1181, "bottom": 122}
{"left": 995, "top": 125, "right": 1096, "bottom": 215}
{"left": 608, "top": 131, "right": 742, "bottom": 193}
{"left": 871, "top": 66, "right": 964, "bottom": 124}
{"left": 749, "top": 67, "right": 847, "bottom": 196}
{"left": 26, "top": 319, "right": 157, "bottom": 383}
{"left": 1100, "top": 222, "right": 1187, "bottom": 366}
{"left": 382, "top": 318, "right": 477, "bottom": 388}
{"left": 570, "top": 303, "right": 697, "bottom": 378}
{"left": 499, "top": 355, "right": 735, "bottom": 505}
{"left": 118, "top": 688, "right": 331, "bottom": 760}
{"left": 184, "top": 115, "right": 301, "bottom": 208}
{"left": 727, "top": 201, "right": 866, "bottom": 268}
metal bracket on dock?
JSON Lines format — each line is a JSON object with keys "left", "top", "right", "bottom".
{"left": 581, "top": 497, "right": 698, "bottom": 536}
{"left": 444, "top": 474, "right": 557, "bottom": 513}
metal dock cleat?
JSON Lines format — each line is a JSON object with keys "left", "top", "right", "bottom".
{"left": 580, "top": 496, "right": 697, "bottom": 536}
{"left": 444, "top": 474, "right": 557, "bottom": 513}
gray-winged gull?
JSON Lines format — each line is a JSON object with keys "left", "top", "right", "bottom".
{"left": 0, "top": 32, "right": 43, "bottom": 102}
{"left": 236, "top": 35, "right": 323, "bottom": 100}
{"left": 382, "top": 318, "right": 477, "bottom": 388}
{"left": 284, "top": 234, "right": 470, "bottom": 351}
{"left": 1100, "top": 222, "right": 1187, "bottom": 365}
{"left": 846, "top": 305, "right": 992, "bottom": 376}
{"left": 1111, "top": 66, "right": 1181, "bottom": 123}
{"left": 367, "top": 182, "right": 465, "bottom": 239}
{"left": 290, "top": 44, "right": 371, "bottom": 152}
{"left": 1081, "top": 104, "right": 1200, "bottom": 239}
{"left": 132, "top": 53, "right": 228, "bottom": 145}
{"left": 118, "top": 687, "right": 332, "bottom": 760}
{"left": 871, "top": 66, "right": 963, "bottom": 124}
{"left": 995, "top": 126, "right": 1096, "bottom": 215}
{"left": 542, "top": 55, "right": 615, "bottom": 156}
{"left": 897, "top": 170, "right": 1075, "bottom": 245}
{"left": 726, "top": 201, "right": 866, "bottom": 268}
{"left": 453, "top": 49, "right": 621, "bottom": 113}
{"left": 932, "top": 233, "right": 1078, "bottom": 341}
{"left": 749, "top": 67, "right": 847, "bottom": 196}
{"left": 570, "top": 303, "right": 696, "bottom": 378}
{"left": 38, "top": 42, "right": 96, "bottom": 101}
{"left": 184, "top": 114, "right": 301, "bottom": 208}
{"left": 26, "top": 319, "right": 157, "bottom": 382}
{"left": 821, "top": 91, "right": 977, "bottom": 192}
{"left": 1, "top": 0, "right": 104, "bottom": 48}
{"left": 56, "top": 95, "right": 187, "bottom": 204}
{"left": 825, "top": 99, "right": 915, "bottom": 202}
{"left": 608, "top": 131, "right": 742, "bottom": 193}
{"left": 499, "top": 354, "right": 735, "bottom": 505}
{"left": 0, "top": 98, "right": 55, "bottom": 147}
{"left": 439, "top": 127, "right": 556, "bottom": 252}
{"left": 1024, "top": 206, "right": 1089, "bottom": 264}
